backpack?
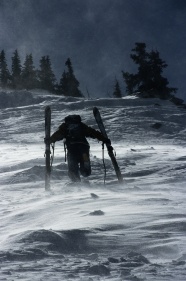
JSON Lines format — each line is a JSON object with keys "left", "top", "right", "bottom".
{"left": 65, "top": 115, "right": 87, "bottom": 144}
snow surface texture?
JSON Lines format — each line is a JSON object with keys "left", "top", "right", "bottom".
{"left": 0, "top": 89, "right": 186, "bottom": 280}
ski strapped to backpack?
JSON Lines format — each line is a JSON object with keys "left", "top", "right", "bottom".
{"left": 93, "top": 107, "right": 123, "bottom": 183}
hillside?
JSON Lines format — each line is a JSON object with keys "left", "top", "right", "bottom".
{"left": 0, "top": 90, "right": 186, "bottom": 280}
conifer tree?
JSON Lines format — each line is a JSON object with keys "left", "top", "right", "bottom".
{"left": 38, "top": 56, "right": 56, "bottom": 92}
{"left": 113, "top": 79, "right": 122, "bottom": 98}
{"left": 58, "top": 71, "right": 68, "bottom": 95}
{"left": 22, "top": 54, "right": 38, "bottom": 89}
{"left": 11, "top": 49, "right": 22, "bottom": 89}
{"left": 122, "top": 72, "right": 138, "bottom": 95}
{"left": 0, "top": 50, "right": 11, "bottom": 88}
{"left": 147, "top": 50, "right": 175, "bottom": 98}
{"left": 58, "top": 58, "right": 83, "bottom": 97}
{"left": 122, "top": 42, "right": 177, "bottom": 98}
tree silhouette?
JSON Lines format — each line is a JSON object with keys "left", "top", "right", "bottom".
{"left": 58, "top": 71, "right": 68, "bottom": 95}
{"left": 38, "top": 56, "right": 56, "bottom": 92}
{"left": 0, "top": 51, "right": 86, "bottom": 96}
{"left": 113, "top": 79, "right": 122, "bottom": 98}
{"left": 0, "top": 50, "right": 11, "bottom": 88}
{"left": 22, "top": 54, "right": 38, "bottom": 89}
{"left": 58, "top": 58, "right": 83, "bottom": 97}
{"left": 122, "top": 42, "right": 177, "bottom": 98}
{"left": 11, "top": 49, "right": 22, "bottom": 89}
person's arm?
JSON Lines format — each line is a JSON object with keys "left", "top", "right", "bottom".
{"left": 50, "top": 123, "right": 66, "bottom": 143}
{"left": 83, "top": 123, "right": 111, "bottom": 144}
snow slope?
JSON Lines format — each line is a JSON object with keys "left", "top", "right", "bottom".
{"left": 0, "top": 90, "right": 186, "bottom": 280}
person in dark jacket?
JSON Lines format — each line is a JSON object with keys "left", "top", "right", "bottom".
{"left": 49, "top": 114, "right": 110, "bottom": 182}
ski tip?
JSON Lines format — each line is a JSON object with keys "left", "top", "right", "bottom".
{"left": 45, "top": 105, "right": 51, "bottom": 112}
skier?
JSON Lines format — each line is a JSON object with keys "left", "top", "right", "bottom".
{"left": 47, "top": 114, "right": 111, "bottom": 182}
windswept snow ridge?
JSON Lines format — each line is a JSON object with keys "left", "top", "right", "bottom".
{"left": 0, "top": 89, "right": 186, "bottom": 280}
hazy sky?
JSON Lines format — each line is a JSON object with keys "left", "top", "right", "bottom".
{"left": 0, "top": 0, "right": 185, "bottom": 99}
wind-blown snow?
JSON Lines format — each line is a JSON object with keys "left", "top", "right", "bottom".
{"left": 0, "top": 89, "right": 186, "bottom": 280}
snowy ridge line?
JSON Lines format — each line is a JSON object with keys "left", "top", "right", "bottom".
{"left": 0, "top": 90, "right": 43, "bottom": 109}
{"left": 0, "top": 89, "right": 179, "bottom": 109}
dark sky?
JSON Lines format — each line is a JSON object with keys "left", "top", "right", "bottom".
{"left": 0, "top": 0, "right": 186, "bottom": 99}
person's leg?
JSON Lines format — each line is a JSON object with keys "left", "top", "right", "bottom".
{"left": 67, "top": 150, "right": 81, "bottom": 182}
{"left": 79, "top": 147, "right": 91, "bottom": 177}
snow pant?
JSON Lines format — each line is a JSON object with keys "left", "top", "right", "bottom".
{"left": 67, "top": 144, "right": 91, "bottom": 182}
